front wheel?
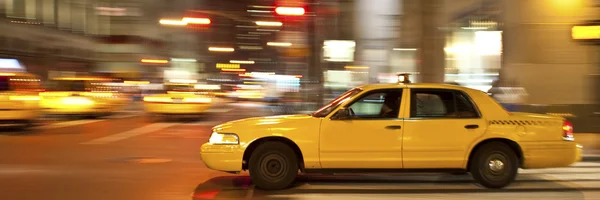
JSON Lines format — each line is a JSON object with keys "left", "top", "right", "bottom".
{"left": 248, "top": 142, "right": 298, "bottom": 190}
{"left": 470, "top": 142, "right": 519, "bottom": 188}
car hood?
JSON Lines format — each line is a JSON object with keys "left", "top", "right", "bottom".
{"left": 213, "top": 114, "right": 315, "bottom": 132}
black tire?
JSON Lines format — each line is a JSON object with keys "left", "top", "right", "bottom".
{"left": 248, "top": 142, "right": 298, "bottom": 190}
{"left": 470, "top": 142, "right": 519, "bottom": 188}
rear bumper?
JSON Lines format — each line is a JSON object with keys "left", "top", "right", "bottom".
{"left": 144, "top": 103, "right": 211, "bottom": 114}
{"left": 522, "top": 141, "right": 581, "bottom": 169}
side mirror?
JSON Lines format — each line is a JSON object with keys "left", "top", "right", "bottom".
{"left": 332, "top": 107, "right": 351, "bottom": 120}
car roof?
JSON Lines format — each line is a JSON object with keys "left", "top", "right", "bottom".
{"left": 358, "top": 83, "right": 480, "bottom": 92}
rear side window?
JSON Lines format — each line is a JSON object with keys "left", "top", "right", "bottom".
{"left": 410, "top": 89, "right": 480, "bottom": 118}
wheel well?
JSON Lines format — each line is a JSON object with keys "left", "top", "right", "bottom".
{"left": 242, "top": 136, "right": 305, "bottom": 170}
{"left": 467, "top": 138, "right": 524, "bottom": 170}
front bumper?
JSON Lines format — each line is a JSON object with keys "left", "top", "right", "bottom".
{"left": 145, "top": 103, "right": 211, "bottom": 114}
{"left": 200, "top": 143, "right": 243, "bottom": 172}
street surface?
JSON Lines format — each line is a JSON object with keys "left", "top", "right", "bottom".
{"left": 1, "top": 102, "right": 599, "bottom": 200}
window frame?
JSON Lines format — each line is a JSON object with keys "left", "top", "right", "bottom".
{"left": 337, "top": 88, "right": 404, "bottom": 120}
{"left": 409, "top": 88, "right": 482, "bottom": 119}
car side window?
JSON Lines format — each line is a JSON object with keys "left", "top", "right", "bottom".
{"left": 410, "top": 89, "right": 480, "bottom": 118}
{"left": 348, "top": 90, "right": 402, "bottom": 119}
{"left": 453, "top": 91, "right": 479, "bottom": 118}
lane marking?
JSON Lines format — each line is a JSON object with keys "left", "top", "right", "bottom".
{"left": 80, "top": 123, "right": 179, "bottom": 145}
{"left": 35, "top": 119, "right": 105, "bottom": 130}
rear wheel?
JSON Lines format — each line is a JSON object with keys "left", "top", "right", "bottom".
{"left": 248, "top": 142, "right": 298, "bottom": 190}
{"left": 470, "top": 142, "right": 518, "bottom": 188}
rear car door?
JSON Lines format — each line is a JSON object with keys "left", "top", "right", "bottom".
{"left": 402, "top": 89, "right": 486, "bottom": 168}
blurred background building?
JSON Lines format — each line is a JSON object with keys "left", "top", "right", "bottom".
{"left": 0, "top": 0, "right": 598, "bottom": 132}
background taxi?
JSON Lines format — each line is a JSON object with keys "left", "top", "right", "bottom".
{"left": 143, "top": 82, "right": 213, "bottom": 117}
{"left": 0, "top": 72, "right": 42, "bottom": 128}
{"left": 201, "top": 79, "right": 582, "bottom": 190}
{"left": 39, "top": 77, "right": 129, "bottom": 118}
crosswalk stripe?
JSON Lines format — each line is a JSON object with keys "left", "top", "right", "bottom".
{"left": 35, "top": 119, "right": 105, "bottom": 130}
{"left": 80, "top": 123, "right": 179, "bottom": 145}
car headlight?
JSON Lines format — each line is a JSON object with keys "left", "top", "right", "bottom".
{"left": 62, "top": 97, "right": 94, "bottom": 105}
{"left": 209, "top": 132, "right": 239, "bottom": 145}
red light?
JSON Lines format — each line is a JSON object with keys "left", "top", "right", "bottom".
{"left": 562, "top": 121, "right": 574, "bottom": 141}
{"left": 275, "top": 7, "right": 305, "bottom": 16}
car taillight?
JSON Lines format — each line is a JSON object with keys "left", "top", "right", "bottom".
{"left": 562, "top": 121, "right": 574, "bottom": 141}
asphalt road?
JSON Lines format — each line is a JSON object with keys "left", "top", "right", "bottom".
{"left": 1, "top": 102, "right": 599, "bottom": 200}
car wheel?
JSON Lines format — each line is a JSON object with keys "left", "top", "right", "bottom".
{"left": 249, "top": 141, "right": 298, "bottom": 190}
{"left": 470, "top": 142, "right": 518, "bottom": 188}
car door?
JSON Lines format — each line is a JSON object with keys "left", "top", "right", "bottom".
{"left": 402, "top": 89, "right": 486, "bottom": 169}
{"left": 319, "top": 89, "right": 406, "bottom": 169}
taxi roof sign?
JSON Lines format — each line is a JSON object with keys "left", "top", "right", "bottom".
{"left": 397, "top": 72, "right": 419, "bottom": 84}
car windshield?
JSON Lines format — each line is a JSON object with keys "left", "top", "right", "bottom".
{"left": 312, "top": 88, "right": 362, "bottom": 117}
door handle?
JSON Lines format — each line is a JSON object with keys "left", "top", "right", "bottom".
{"left": 465, "top": 124, "right": 479, "bottom": 129}
{"left": 385, "top": 125, "right": 402, "bottom": 130}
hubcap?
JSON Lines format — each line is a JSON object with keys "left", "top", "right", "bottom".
{"left": 488, "top": 159, "right": 505, "bottom": 172}
{"left": 259, "top": 153, "right": 287, "bottom": 182}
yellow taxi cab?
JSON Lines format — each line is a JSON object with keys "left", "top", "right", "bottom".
{"left": 201, "top": 74, "right": 583, "bottom": 190}
{"left": 0, "top": 72, "right": 42, "bottom": 127}
{"left": 143, "top": 82, "right": 213, "bottom": 116}
{"left": 39, "top": 77, "right": 129, "bottom": 117}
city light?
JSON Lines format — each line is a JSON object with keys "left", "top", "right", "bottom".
{"left": 275, "top": 7, "right": 305, "bottom": 16}
{"left": 230, "top": 60, "right": 256, "bottom": 64}
{"left": 171, "top": 58, "right": 197, "bottom": 62}
{"left": 267, "top": 42, "right": 292, "bottom": 47}
{"left": 216, "top": 63, "right": 241, "bottom": 69}
{"left": 169, "top": 79, "right": 198, "bottom": 84}
{"left": 182, "top": 17, "right": 211, "bottom": 25}
{"left": 208, "top": 47, "right": 235, "bottom": 52}
{"left": 255, "top": 21, "right": 283, "bottom": 27}
{"left": 221, "top": 68, "right": 247, "bottom": 72}
{"left": 159, "top": 19, "right": 187, "bottom": 26}
{"left": 393, "top": 48, "right": 417, "bottom": 51}
{"left": 124, "top": 81, "right": 150, "bottom": 85}
{"left": 572, "top": 25, "right": 600, "bottom": 40}
{"left": 141, "top": 59, "right": 169, "bottom": 64}
{"left": 345, "top": 66, "right": 369, "bottom": 70}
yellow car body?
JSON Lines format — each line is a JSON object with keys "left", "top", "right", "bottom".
{"left": 201, "top": 83, "right": 582, "bottom": 189}
{"left": 143, "top": 93, "right": 213, "bottom": 114}
{"left": 40, "top": 77, "right": 129, "bottom": 116}
{"left": 143, "top": 83, "right": 213, "bottom": 115}
{"left": 0, "top": 72, "right": 42, "bottom": 126}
